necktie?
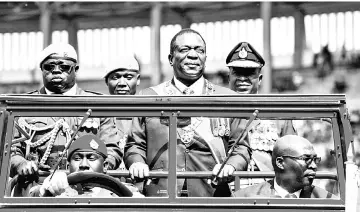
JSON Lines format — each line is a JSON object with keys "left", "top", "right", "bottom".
{"left": 285, "top": 193, "right": 297, "bottom": 198}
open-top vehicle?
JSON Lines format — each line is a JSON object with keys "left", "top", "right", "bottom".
{"left": 0, "top": 94, "right": 357, "bottom": 211}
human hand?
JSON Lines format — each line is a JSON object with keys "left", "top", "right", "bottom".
{"left": 128, "top": 162, "right": 149, "bottom": 181}
{"left": 16, "top": 160, "right": 38, "bottom": 177}
{"left": 105, "top": 155, "right": 116, "bottom": 170}
{"left": 211, "top": 164, "right": 235, "bottom": 186}
{"left": 40, "top": 172, "right": 70, "bottom": 197}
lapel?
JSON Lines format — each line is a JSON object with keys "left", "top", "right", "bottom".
{"left": 39, "top": 87, "right": 46, "bottom": 94}
{"left": 38, "top": 86, "right": 83, "bottom": 95}
{"left": 75, "top": 86, "right": 84, "bottom": 95}
{"left": 268, "top": 179, "right": 277, "bottom": 197}
{"left": 299, "top": 185, "right": 314, "bottom": 198}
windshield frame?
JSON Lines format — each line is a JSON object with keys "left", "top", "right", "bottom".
{"left": 0, "top": 94, "right": 349, "bottom": 211}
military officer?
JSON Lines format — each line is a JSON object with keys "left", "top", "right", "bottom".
{"left": 226, "top": 42, "right": 297, "bottom": 180}
{"left": 124, "top": 29, "right": 250, "bottom": 197}
{"left": 103, "top": 55, "right": 140, "bottom": 160}
{"left": 10, "top": 43, "right": 123, "bottom": 179}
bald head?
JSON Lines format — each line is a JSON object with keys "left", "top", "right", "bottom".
{"left": 272, "top": 135, "right": 314, "bottom": 170}
{"left": 272, "top": 135, "right": 319, "bottom": 193}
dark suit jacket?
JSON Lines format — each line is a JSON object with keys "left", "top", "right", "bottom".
{"left": 233, "top": 179, "right": 336, "bottom": 198}
{"left": 124, "top": 79, "right": 251, "bottom": 197}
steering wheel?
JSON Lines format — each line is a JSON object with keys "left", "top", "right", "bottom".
{"left": 67, "top": 171, "right": 133, "bottom": 197}
{"left": 7, "top": 172, "right": 133, "bottom": 197}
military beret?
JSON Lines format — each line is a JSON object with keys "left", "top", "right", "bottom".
{"left": 104, "top": 55, "right": 140, "bottom": 80}
{"left": 39, "top": 43, "right": 78, "bottom": 68}
{"left": 67, "top": 134, "right": 107, "bottom": 161}
{"left": 226, "top": 42, "right": 265, "bottom": 68}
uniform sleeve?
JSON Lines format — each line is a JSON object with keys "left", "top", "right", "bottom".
{"left": 10, "top": 124, "right": 28, "bottom": 178}
{"left": 11, "top": 131, "right": 26, "bottom": 157}
{"left": 278, "top": 120, "right": 297, "bottom": 136}
{"left": 123, "top": 89, "right": 155, "bottom": 169}
{"left": 99, "top": 117, "right": 123, "bottom": 169}
{"left": 124, "top": 117, "right": 147, "bottom": 169}
{"left": 226, "top": 118, "right": 251, "bottom": 171}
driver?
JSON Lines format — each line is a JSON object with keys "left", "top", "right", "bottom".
{"left": 28, "top": 134, "right": 142, "bottom": 197}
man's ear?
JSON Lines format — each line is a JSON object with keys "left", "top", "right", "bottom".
{"left": 258, "top": 73, "right": 263, "bottom": 85}
{"left": 74, "top": 65, "right": 79, "bottom": 73}
{"left": 103, "top": 160, "right": 109, "bottom": 173}
{"left": 168, "top": 54, "right": 173, "bottom": 66}
{"left": 136, "top": 74, "right": 141, "bottom": 86}
{"left": 276, "top": 157, "right": 285, "bottom": 170}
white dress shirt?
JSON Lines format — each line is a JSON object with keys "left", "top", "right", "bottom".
{"left": 274, "top": 178, "right": 301, "bottom": 198}
{"left": 173, "top": 76, "right": 205, "bottom": 95}
{"left": 45, "top": 84, "right": 78, "bottom": 96}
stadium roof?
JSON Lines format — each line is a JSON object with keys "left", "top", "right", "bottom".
{"left": 0, "top": 1, "right": 360, "bottom": 32}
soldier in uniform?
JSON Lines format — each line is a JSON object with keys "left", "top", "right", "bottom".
{"left": 124, "top": 29, "right": 251, "bottom": 197}
{"left": 23, "top": 134, "right": 142, "bottom": 197}
{"left": 10, "top": 43, "right": 123, "bottom": 179}
{"left": 103, "top": 55, "right": 141, "bottom": 162}
{"left": 226, "top": 42, "right": 297, "bottom": 183}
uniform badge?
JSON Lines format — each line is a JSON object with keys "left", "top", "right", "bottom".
{"left": 213, "top": 127, "right": 219, "bottom": 136}
{"left": 89, "top": 139, "right": 99, "bottom": 150}
{"left": 239, "top": 47, "right": 248, "bottom": 59}
{"left": 218, "top": 126, "right": 225, "bottom": 137}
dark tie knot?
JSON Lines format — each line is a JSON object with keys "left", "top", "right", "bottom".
{"left": 285, "top": 193, "right": 297, "bottom": 198}
{"left": 183, "top": 88, "right": 194, "bottom": 95}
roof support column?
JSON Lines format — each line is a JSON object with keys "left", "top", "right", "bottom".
{"left": 180, "top": 16, "right": 192, "bottom": 29}
{"left": 150, "top": 2, "right": 163, "bottom": 86}
{"left": 39, "top": 2, "right": 52, "bottom": 48}
{"left": 294, "top": 10, "right": 305, "bottom": 68}
{"left": 68, "top": 19, "right": 79, "bottom": 61}
{"left": 260, "top": 2, "right": 272, "bottom": 93}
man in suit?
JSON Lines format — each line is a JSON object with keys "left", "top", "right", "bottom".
{"left": 10, "top": 43, "right": 123, "bottom": 180}
{"left": 124, "top": 28, "right": 251, "bottom": 197}
{"left": 233, "top": 135, "right": 336, "bottom": 198}
{"left": 226, "top": 42, "right": 296, "bottom": 184}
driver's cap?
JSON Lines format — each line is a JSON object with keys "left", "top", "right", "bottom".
{"left": 67, "top": 134, "right": 107, "bottom": 161}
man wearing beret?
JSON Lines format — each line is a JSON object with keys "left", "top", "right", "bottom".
{"left": 22, "top": 134, "right": 142, "bottom": 197}
{"left": 124, "top": 28, "right": 250, "bottom": 197}
{"left": 103, "top": 55, "right": 141, "bottom": 161}
{"left": 10, "top": 43, "right": 123, "bottom": 180}
{"left": 226, "top": 42, "right": 297, "bottom": 184}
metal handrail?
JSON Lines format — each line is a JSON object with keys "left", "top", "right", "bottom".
{"left": 38, "top": 170, "right": 338, "bottom": 180}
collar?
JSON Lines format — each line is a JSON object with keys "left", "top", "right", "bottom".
{"left": 173, "top": 76, "right": 205, "bottom": 95}
{"left": 45, "top": 84, "right": 78, "bottom": 95}
{"left": 273, "top": 178, "right": 301, "bottom": 198}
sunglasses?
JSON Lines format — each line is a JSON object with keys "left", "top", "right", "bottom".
{"left": 42, "top": 63, "right": 75, "bottom": 73}
{"left": 281, "top": 155, "right": 321, "bottom": 165}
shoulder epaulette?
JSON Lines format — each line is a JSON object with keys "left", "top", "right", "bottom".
{"left": 83, "top": 90, "right": 104, "bottom": 95}
{"left": 26, "top": 90, "right": 40, "bottom": 94}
